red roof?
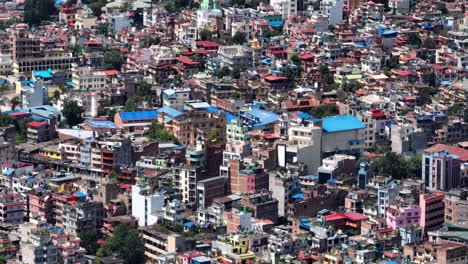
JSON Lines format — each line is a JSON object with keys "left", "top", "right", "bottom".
{"left": 323, "top": 212, "right": 348, "bottom": 221}
{"left": 299, "top": 54, "right": 314, "bottom": 60}
{"left": 264, "top": 76, "right": 287, "bottom": 81}
{"left": 27, "top": 121, "right": 45, "bottom": 128}
{"left": 176, "top": 56, "right": 199, "bottom": 65}
{"left": 395, "top": 71, "right": 412, "bottom": 76}
{"left": 85, "top": 40, "right": 102, "bottom": 45}
{"left": 346, "top": 212, "right": 368, "bottom": 221}
{"left": 195, "top": 40, "right": 220, "bottom": 48}
{"left": 432, "top": 64, "right": 444, "bottom": 70}
{"left": 100, "top": 70, "right": 119, "bottom": 75}
{"left": 425, "top": 144, "right": 468, "bottom": 161}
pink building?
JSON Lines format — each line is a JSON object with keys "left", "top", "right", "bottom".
{"left": 385, "top": 204, "right": 421, "bottom": 230}
{"left": 419, "top": 192, "right": 445, "bottom": 233}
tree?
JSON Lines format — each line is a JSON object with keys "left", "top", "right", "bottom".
{"left": 231, "top": 66, "right": 241, "bottom": 79}
{"left": 147, "top": 121, "right": 177, "bottom": 142}
{"left": 407, "top": 32, "right": 422, "bottom": 47}
{"left": 206, "top": 128, "right": 218, "bottom": 142}
{"left": 328, "top": 24, "right": 336, "bottom": 33}
{"left": 437, "top": 3, "right": 448, "bottom": 14}
{"left": 372, "top": 152, "right": 412, "bottom": 179}
{"left": 24, "top": 0, "right": 55, "bottom": 26}
{"left": 83, "top": 0, "right": 107, "bottom": 17}
{"left": 79, "top": 229, "right": 101, "bottom": 255}
{"left": 103, "top": 50, "right": 123, "bottom": 70}
{"left": 447, "top": 103, "right": 462, "bottom": 116}
{"left": 290, "top": 54, "right": 301, "bottom": 66}
{"left": 309, "top": 104, "right": 338, "bottom": 118}
{"left": 341, "top": 80, "right": 363, "bottom": 93}
{"left": 62, "top": 101, "right": 84, "bottom": 127}
{"left": 423, "top": 38, "right": 436, "bottom": 49}
{"left": 215, "top": 66, "right": 231, "bottom": 78}
{"left": 100, "top": 224, "right": 145, "bottom": 264}
{"left": 9, "top": 96, "right": 20, "bottom": 110}
{"left": 139, "top": 81, "right": 152, "bottom": 99}
{"left": 199, "top": 29, "right": 213, "bottom": 41}
{"left": 319, "top": 65, "right": 334, "bottom": 85}
{"left": 417, "top": 86, "right": 437, "bottom": 106}
{"left": 53, "top": 90, "right": 61, "bottom": 101}
{"left": 124, "top": 98, "right": 137, "bottom": 112}
{"left": 232, "top": 32, "right": 247, "bottom": 45}
{"left": 164, "top": 2, "right": 176, "bottom": 13}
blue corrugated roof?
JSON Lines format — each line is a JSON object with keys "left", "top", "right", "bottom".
{"left": 120, "top": 110, "right": 159, "bottom": 120}
{"left": 85, "top": 120, "right": 119, "bottom": 129}
{"left": 3, "top": 168, "right": 14, "bottom": 176}
{"left": 382, "top": 30, "right": 398, "bottom": 35}
{"left": 296, "top": 113, "right": 311, "bottom": 119}
{"left": 184, "top": 222, "right": 195, "bottom": 227}
{"left": 320, "top": 115, "right": 366, "bottom": 133}
{"left": 33, "top": 70, "right": 53, "bottom": 79}
{"left": 74, "top": 192, "right": 87, "bottom": 197}
{"left": 269, "top": 21, "right": 284, "bottom": 27}
{"left": 245, "top": 109, "right": 280, "bottom": 127}
{"left": 157, "top": 106, "right": 183, "bottom": 118}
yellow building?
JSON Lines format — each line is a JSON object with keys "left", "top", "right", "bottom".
{"left": 39, "top": 145, "right": 62, "bottom": 159}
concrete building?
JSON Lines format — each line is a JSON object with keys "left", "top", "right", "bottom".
{"left": 71, "top": 64, "right": 106, "bottom": 91}
{"left": 0, "top": 192, "right": 24, "bottom": 224}
{"left": 385, "top": 204, "right": 421, "bottom": 230}
{"left": 420, "top": 192, "right": 445, "bottom": 234}
{"left": 269, "top": 169, "right": 301, "bottom": 217}
{"left": 320, "top": 0, "right": 343, "bottom": 25}
{"left": 422, "top": 144, "right": 466, "bottom": 191}
{"left": 22, "top": 83, "right": 49, "bottom": 107}
{"left": 377, "top": 182, "right": 402, "bottom": 217}
{"left": 391, "top": 123, "right": 427, "bottom": 155}
{"left": 20, "top": 219, "right": 59, "bottom": 264}
{"left": 131, "top": 184, "right": 165, "bottom": 227}
{"left": 172, "top": 165, "right": 204, "bottom": 206}
{"left": 162, "top": 88, "right": 191, "bottom": 110}
{"left": 0, "top": 52, "right": 12, "bottom": 75}
{"left": 241, "top": 191, "right": 278, "bottom": 222}
{"left": 271, "top": 0, "right": 297, "bottom": 20}
{"left": 218, "top": 45, "right": 252, "bottom": 70}
{"left": 399, "top": 225, "right": 423, "bottom": 246}
{"left": 403, "top": 241, "right": 468, "bottom": 264}
{"left": 196, "top": 176, "right": 227, "bottom": 208}
{"left": 140, "top": 225, "right": 187, "bottom": 262}
{"left": 445, "top": 188, "right": 468, "bottom": 229}
{"left": 316, "top": 154, "right": 356, "bottom": 184}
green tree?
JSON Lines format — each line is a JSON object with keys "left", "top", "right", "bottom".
{"left": 447, "top": 103, "right": 463, "bottom": 116}
{"left": 231, "top": 66, "right": 241, "bottom": 79}
{"left": 24, "top": 0, "right": 55, "bottom": 26}
{"left": 328, "top": 24, "right": 336, "bottom": 33}
{"left": 407, "top": 33, "right": 422, "bottom": 47}
{"left": 372, "top": 152, "right": 411, "bottom": 179}
{"left": 437, "top": 3, "right": 448, "bottom": 14}
{"left": 79, "top": 229, "right": 101, "bottom": 255}
{"left": 341, "top": 80, "right": 363, "bottom": 93}
{"left": 199, "top": 29, "right": 213, "bottom": 41}
{"left": 206, "top": 128, "right": 218, "bottom": 142}
{"left": 290, "top": 54, "right": 301, "bottom": 66}
{"left": 103, "top": 50, "right": 124, "bottom": 70}
{"left": 83, "top": 0, "right": 107, "bottom": 16}
{"left": 101, "top": 224, "right": 145, "bottom": 264}
{"left": 147, "top": 121, "right": 177, "bottom": 142}
{"left": 423, "top": 38, "right": 436, "bottom": 49}
{"left": 464, "top": 105, "right": 468, "bottom": 123}
{"left": 319, "top": 65, "right": 334, "bottom": 85}
{"left": 232, "top": 32, "right": 247, "bottom": 45}
{"left": 418, "top": 86, "right": 437, "bottom": 106}
{"left": 0, "top": 256, "right": 6, "bottom": 264}
{"left": 139, "top": 81, "right": 152, "bottom": 99}
{"left": 62, "top": 101, "right": 84, "bottom": 127}
{"left": 124, "top": 98, "right": 137, "bottom": 112}
{"left": 9, "top": 96, "right": 20, "bottom": 110}
{"left": 309, "top": 104, "right": 338, "bottom": 118}
{"left": 53, "top": 90, "right": 61, "bottom": 101}
{"left": 164, "top": 2, "right": 176, "bottom": 13}
{"left": 215, "top": 66, "right": 231, "bottom": 78}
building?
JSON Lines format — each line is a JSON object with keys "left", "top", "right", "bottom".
{"left": 385, "top": 204, "right": 421, "bottom": 230}
{"left": 420, "top": 192, "right": 445, "bottom": 233}
{"left": 71, "top": 64, "right": 106, "bottom": 91}
{"left": 422, "top": 144, "right": 467, "bottom": 191}
{"left": 212, "top": 234, "right": 256, "bottom": 264}
{"left": 196, "top": 176, "right": 227, "bottom": 208}
{"left": 0, "top": 192, "right": 24, "bottom": 224}
{"left": 22, "top": 83, "right": 49, "bottom": 107}
{"left": 241, "top": 191, "right": 278, "bottom": 222}
{"left": 270, "top": 0, "right": 297, "bottom": 20}
{"left": 140, "top": 225, "right": 187, "bottom": 261}
{"left": 320, "top": 0, "right": 343, "bottom": 25}
{"left": 131, "top": 184, "right": 165, "bottom": 227}
{"left": 162, "top": 88, "right": 191, "bottom": 110}
{"left": 316, "top": 154, "right": 356, "bottom": 184}
{"left": 403, "top": 242, "right": 468, "bottom": 264}
{"left": 445, "top": 188, "right": 468, "bottom": 229}
{"left": 172, "top": 165, "right": 204, "bottom": 206}
{"left": 26, "top": 120, "right": 56, "bottom": 143}
{"left": 228, "top": 160, "right": 269, "bottom": 194}
{"left": 218, "top": 45, "right": 252, "bottom": 70}
{"left": 20, "top": 219, "right": 59, "bottom": 264}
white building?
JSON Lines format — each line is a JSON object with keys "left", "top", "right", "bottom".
{"left": 389, "top": 0, "right": 410, "bottom": 15}
{"left": 161, "top": 88, "right": 191, "bottom": 110}
{"left": 71, "top": 64, "right": 106, "bottom": 91}
{"left": 0, "top": 53, "right": 12, "bottom": 75}
{"left": 161, "top": 199, "right": 185, "bottom": 224}
{"left": 176, "top": 22, "right": 198, "bottom": 45}
{"left": 320, "top": 0, "right": 343, "bottom": 25}
{"left": 218, "top": 45, "right": 253, "bottom": 69}
{"left": 131, "top": 184, "right": 165, "bottom": 227}
{"left": 196, "top": 9, "right": 222, "bottom": 28}
{"left": 271, "top": 0, "right": 297, "bottom": 20}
